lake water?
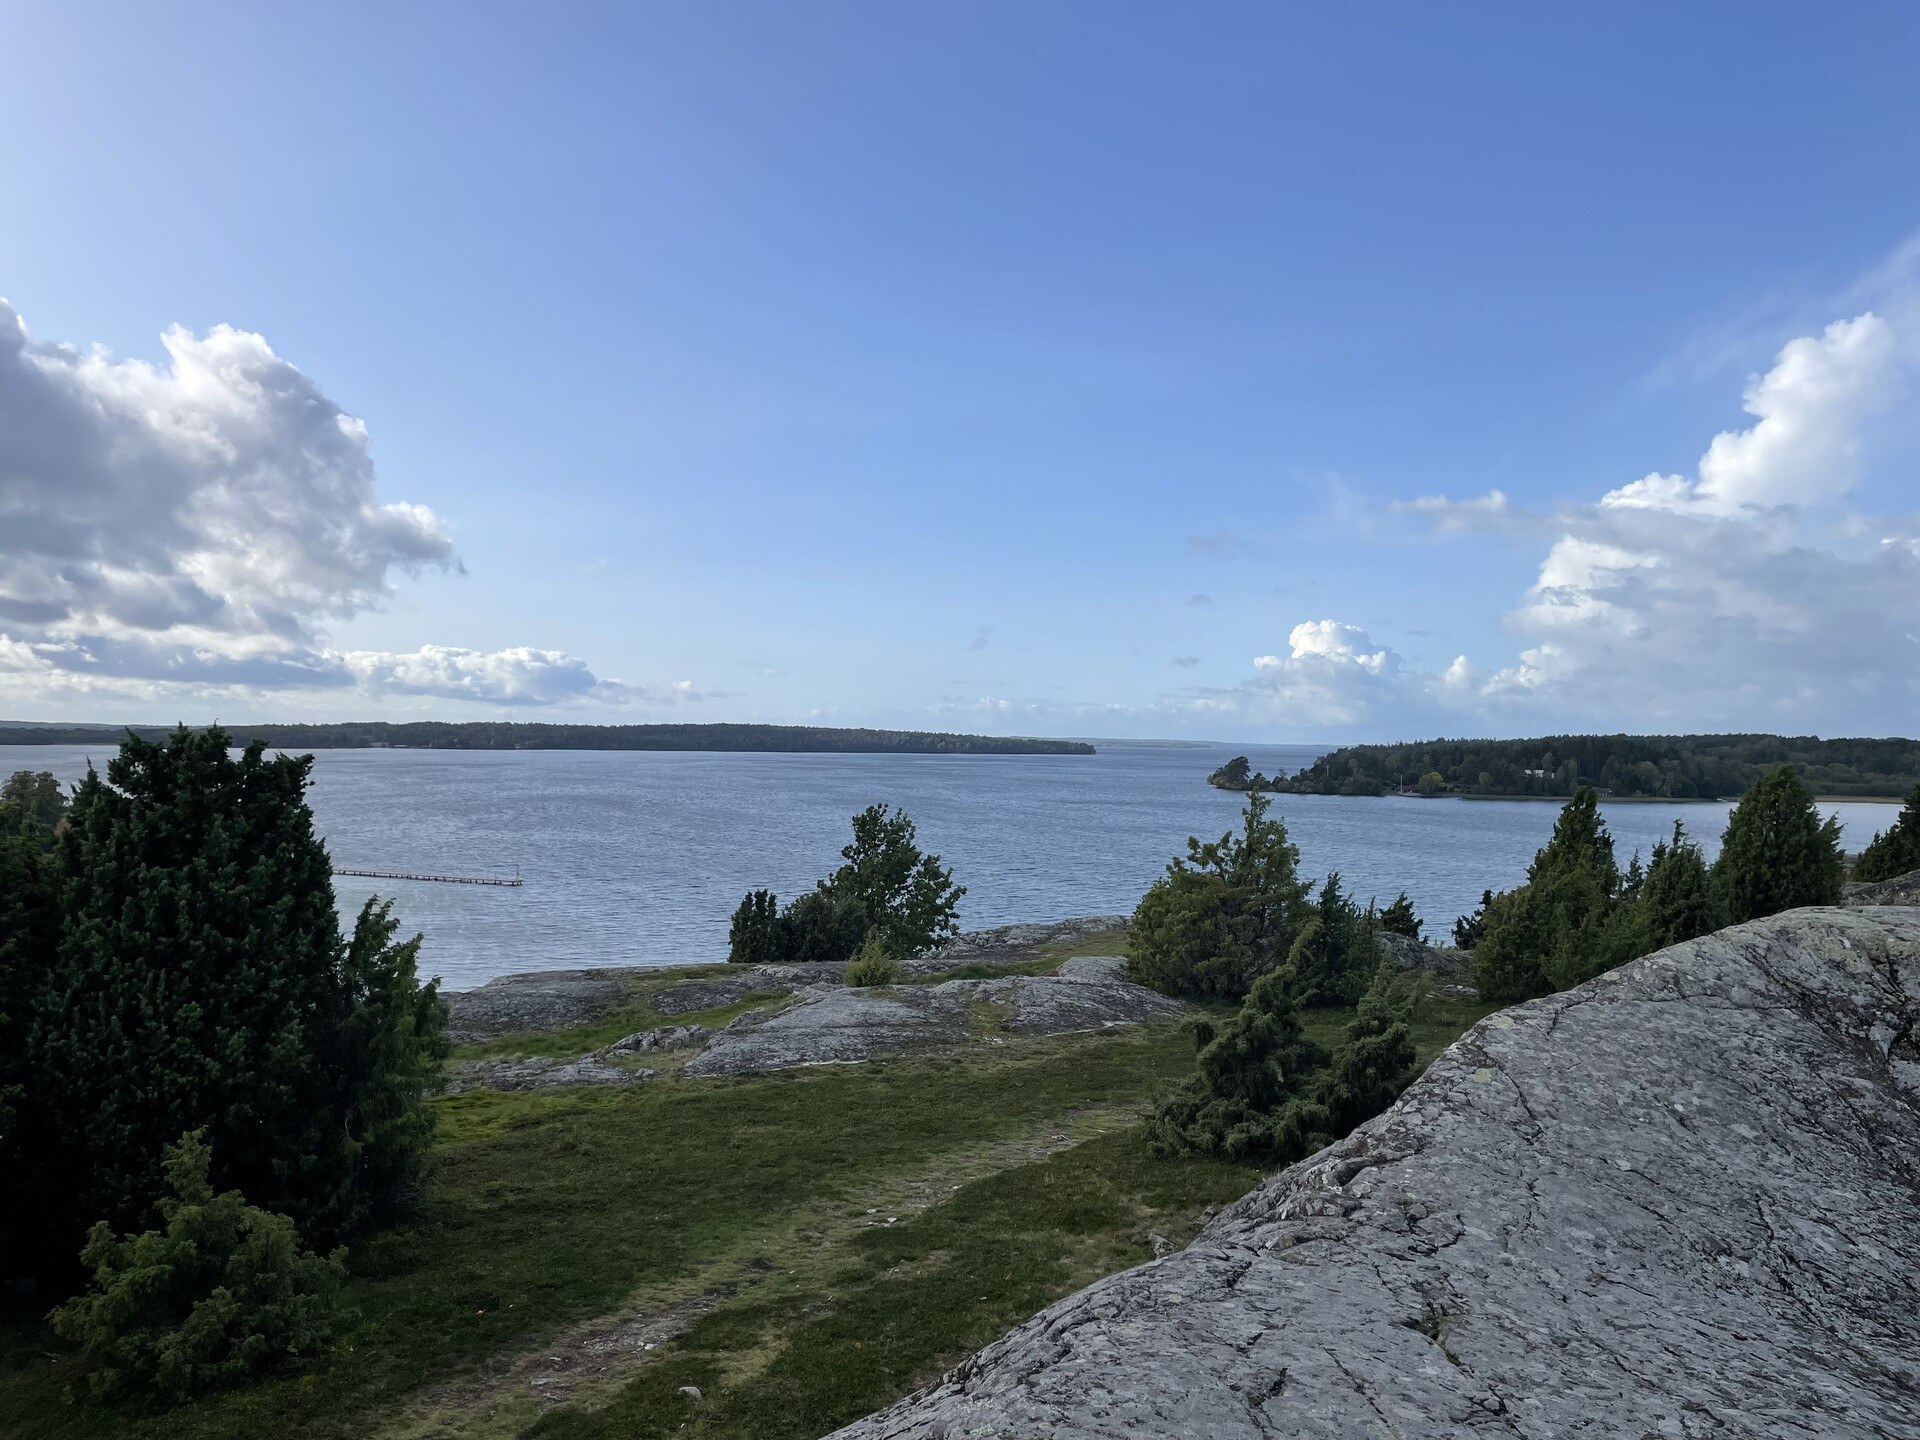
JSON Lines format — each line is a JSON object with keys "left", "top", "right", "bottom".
{"left": 2, "top": 741, "right": 1898, "bottom": 991}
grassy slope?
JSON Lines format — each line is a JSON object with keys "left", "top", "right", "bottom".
{"left": 0, "top": 939, "right": 1497, "bottom": 1440}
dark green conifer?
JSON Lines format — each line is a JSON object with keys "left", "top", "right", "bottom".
{"left": 1378, "top": 892, "right": 1423, "bottom": 941}
{"left": 1313, "top": 965, "right": 1417, "bottom": 1132}
{"left": 1714, "top": 765, "right": 1845, "bottom": 922}
{"left": 1635, "top": 820, "right": 1723, "bottom": 951}
{"left": 1853, "top": 785, "right": 1920, "bottom": 884}
{"left": 1148, "top": 964, "right": 1332, "bottom": 1161}
{"left": 28, "top": 727, "right": 446, "bottom": 1254}
{"left": 1127, "top": 792, "right": 1312, "bottom": 999}
{"left": 1476, "top": 788, "right": 1623, "bottom": 1000}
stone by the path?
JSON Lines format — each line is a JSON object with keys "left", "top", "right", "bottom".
{"left": 930, "top": 972, "right": 1186, "bottom": 1037}
{"left": 829, "top": 906, "right": 1920, "bottom": 1440}
{"left": 682, "top": 987, "right": 971, "bottom": 1077}
{"left": 684, "top": 971, "right": 1187, "bottom": 1077}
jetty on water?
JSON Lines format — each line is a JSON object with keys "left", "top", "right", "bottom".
{"left": 332, "top": 864, "right": 523, "bottom": 888}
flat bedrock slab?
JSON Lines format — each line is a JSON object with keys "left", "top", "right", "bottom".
{"left": 829, "top": 906, "right": 1920, "bottom": 1440}
{"left": 445, "top": 916, "right": 1131, "bottom": 1040}
{"left": 682, "top": 972, "right": 1187, "bottom": 1077}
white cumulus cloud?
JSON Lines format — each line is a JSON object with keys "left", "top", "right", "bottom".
{"left": 0, "top": 302, "right": 634, "bottom": 711}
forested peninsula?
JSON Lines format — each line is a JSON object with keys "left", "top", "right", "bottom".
{"left": 0, "top": 721, "right": 1095, "bottom": 756}
{"left": 1211, "top": 733, "right": 1920, "bottom": 799}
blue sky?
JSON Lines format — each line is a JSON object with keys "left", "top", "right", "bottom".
{"left": 2, "top": 3, "right": 1917, "bottom": 739}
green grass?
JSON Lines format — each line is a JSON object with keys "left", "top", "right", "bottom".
{"left": 0, "top": 955, "right": 1499, "bottom": 1440}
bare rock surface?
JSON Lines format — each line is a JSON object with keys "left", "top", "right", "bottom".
{"left": 931, "top": 972, "right": 1187, "bottom": 1037}
{"left": 684, "top": 971, "right": 1187, "bottom": 1077}
{"left": 1376, "top": 930, "right": 1476, "bottom": 996}
{"left": 443, "top": 968, "right": 644, "bottom": 1044}
{"left": 830, "top": 907, "right": 1920, "bottom": 1440}
{"left": 904, "top": 916, "right": 1130, "bottom": 975}
{"left": 445, "top": 916, "right": 1128, "bottom": 1041}
{"left": 1847, "top": 867, "right": 1920, "bottom": 907}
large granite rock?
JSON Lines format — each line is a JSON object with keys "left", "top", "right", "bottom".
{"left": 830, "top": 907, "right": 1920, "bottom": 1439}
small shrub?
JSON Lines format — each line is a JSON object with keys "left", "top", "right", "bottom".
{"left": 50, "top": 1132, "right": 346, "bottom": 1403}
{"left": 844, "top": 933, "right": 901, "bottom": 987}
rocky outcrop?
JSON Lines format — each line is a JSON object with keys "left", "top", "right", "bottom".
{"left": 1847, "top": 867, "right": 1920, "bottom": 907}
{"left": 444, "top": 917, "right": 1129, "bottom": 1040}
{"left": 829, "top": 907, "right": 1920, "bottom": 1439}
{"left": 683, "top": 971, "right": 1187, "bottom": 1078}
{"left": 443, "top": 967, "right": 640, "bottom": 1044}
{"left": 1375, "top": 929, "right": 1472, "bottom": 983}
{"left": 904, "top": 916, "right": 1130, "bottom": 975}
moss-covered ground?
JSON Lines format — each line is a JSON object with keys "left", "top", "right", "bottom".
{"left": 0, "top": 934, "right": 1496, "bottom": 1440}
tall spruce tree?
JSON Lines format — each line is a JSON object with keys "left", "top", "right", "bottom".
{"left": 27, "top": 727, "right": 447, "bottom": 1257}
{"left": 1853, "top": 784, "right": 1920, "bottom": 884}
{"left": 1714, "top": 765, "right": 1845, "bottom": 922}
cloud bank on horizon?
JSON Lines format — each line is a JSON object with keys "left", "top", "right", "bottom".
{"left": 1, "top": 264, "right": 1916, "bottom": 737}
{"left": 1209, "top": 272, "right": 1919, "bottom": 738}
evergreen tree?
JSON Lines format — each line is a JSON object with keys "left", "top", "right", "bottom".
{"left": 1634, "top": 820, "right": 1723, "bottom": 952}
{"left": 1475, "top": 788, "right": 1623, "bottom": 1001}
{"left": 50, "top": 1132, "right": 345, "bottom": 1402}
{"left": 727, "top": 889, "right": 784, "bottom": 964}
{"left": 1378, "top": 891, "right": 1423, "bottom": 941}
{"left": 1148, "top": 965, "right": 1331, "bottom": 1162}
{"left": 1452, "top": 889, "right": 1493, "bottom": 949}
{"left": 1127, "top": 792, "right": 1312, "bottom": 999}
{"left": 1854, "top": 785, "right": 1920, "bottom": 884}
{"left": 1714, "top": 765, "right": 1845, "bottom": 922}
{"left": 1285, "top": 874, "right": 1380, "bottom": 1008}
{"left": 0, "top": 769, "right": 68, "bottom": 839}
{"left": 0, "top": 810, "right": 61, "bottom": 1260}
{"left": 27, "top": 727, "right": 447, "bottom": 1256}
{"left": 1314, "top": 964, "right": 1418, "bottom": 1133}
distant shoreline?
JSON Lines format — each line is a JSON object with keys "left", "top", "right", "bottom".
{"left": 0, "top": 721, "right": 1096, "bottom": 757}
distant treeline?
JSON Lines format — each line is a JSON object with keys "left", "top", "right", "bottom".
{"left": 1256, "top": 734, "right": 1920, "bottom": 799}
{"left": 0, "top": 721, "right": 1095, "bottom": 757}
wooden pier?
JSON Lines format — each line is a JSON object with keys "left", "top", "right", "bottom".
{"left": 332, "top": 864, "right": 522, "bottom": 887}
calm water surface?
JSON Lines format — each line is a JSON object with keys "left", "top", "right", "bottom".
{"left": 2, "top": 741, "right": 1897, "bottom": 990}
